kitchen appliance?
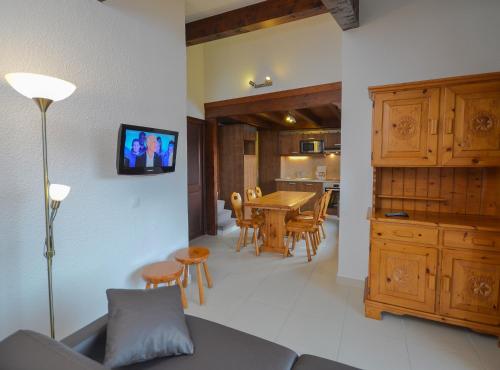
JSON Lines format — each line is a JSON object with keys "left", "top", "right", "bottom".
{"left": 315, "top": 165, "right": 327, "bottom": 180}
{"left": 300, "top": 139, "right": 324, "bottom": 154}
{"left": 323, "top": 143, "right": 341, "bottom": 155}
{"left": 324, "top": 182, "right": 340, "bottom": 217}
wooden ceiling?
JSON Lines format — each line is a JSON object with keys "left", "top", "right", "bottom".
{"left": 205, "top": 82, "right": 341, "bottom": 130}
{"left": 218, "top": 104, "right": 340, "bottom": 130}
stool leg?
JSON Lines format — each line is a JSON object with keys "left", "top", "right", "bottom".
{"left": 243, "top": 227, "right": 248, "bottom": 248}
{"left": 284, "top": 231, "right": 292, "bottom": 258}
{"left": 203, "top": 261, "right": 213, "bottom": 288}
{"left": 145, "top": 282, "right": 151, "bottom": 289}
{"left": 253, "top": 227, "right": 259, "bottom": 256}
{"left": 321, "top": 224, "right": 326, "bottom": 239}
{"left": 183, "top": 265, "right": 189, "bottom": 288}
{"left": 176, "top": 276, "right": 188, "bottom": 309}
{"left": 196, "top": 263, "right": 205, "bottom": 305}
{"left": 236, "top": 227, "right": 244, "bottom": 252}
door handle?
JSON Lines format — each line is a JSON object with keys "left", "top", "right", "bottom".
{"left": 445, "top": 117, "right": 454, "bottom": 134}
{"left": 428, "top": 274, "right": 436, "bottom": 290}
{"left": 442, "top": 276, "right": 451, "bottom": 292}
{"left": 429, "top": 119, "right": 438, "bottom": 135}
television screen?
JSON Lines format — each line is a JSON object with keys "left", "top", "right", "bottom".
{"left": 117, "top": 124, "right": 178, "bottom": 175}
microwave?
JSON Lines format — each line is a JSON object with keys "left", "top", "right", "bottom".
{"left": 300, "top": 140, "right": 324, "bottom": 154}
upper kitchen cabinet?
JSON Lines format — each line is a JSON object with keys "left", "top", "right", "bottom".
{"left": 370, "top": 72, "right": 500, "bottom": 167}
{"left": 279, "top": 132, "right": 301, "bottom": 155}
{"left": 371, "top": 88, "right": 440, "bottom": 167}
{"left": 441, "top": 81, "right": 500, "bottom": 166}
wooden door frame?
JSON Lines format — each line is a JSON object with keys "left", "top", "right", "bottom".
{"left": 187, "top": 116, "right": 209, "bottom": 237}
{"left": 203, "top": 82, "right": 341, "bottom": 235}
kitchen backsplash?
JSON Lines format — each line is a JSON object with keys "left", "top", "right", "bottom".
{"left": 280, "top": 154, "right": 340, "bottom": 180}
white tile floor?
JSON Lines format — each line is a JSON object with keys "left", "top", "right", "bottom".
{"left": 184, "top": 220, "right": 500, "bottom": 370}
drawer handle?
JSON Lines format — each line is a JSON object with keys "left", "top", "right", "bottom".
{"left": 428, "top": 274, "right": 436, "bottom": 290}
{"left": 392, "top": 230, "right": 414, "bottom": 238}
{"left": 471, "top": 238, "right": 495, "bottom": 247}
{"left": 442, "top": 276, "right": 450, "bottom": 292}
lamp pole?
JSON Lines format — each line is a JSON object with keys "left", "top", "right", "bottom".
{"left": 35, "top": 97, "right": 56, "bottom": 339}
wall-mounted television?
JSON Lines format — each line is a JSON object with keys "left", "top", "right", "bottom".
{"left": 117, "top": 124, "right": 178, "bottom": 175}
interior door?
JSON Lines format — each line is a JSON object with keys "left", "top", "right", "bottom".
{"left": 187, "top": 117, "right": 206, "bottom": 240}
{"left": 369, "top": 240, "right": 438, "bottom": 313}
{"left": 440, "top": 248, "right": 500, "bottom": 325}
{"left": 372, "top": 88, "right": 440, "bottom": 166}
{"left": 441, "top": 81, "right": 500, "bottom": 166}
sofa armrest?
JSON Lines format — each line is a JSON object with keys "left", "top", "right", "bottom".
{"left": 61, "top": 314, "right": 108, "bottom": 363}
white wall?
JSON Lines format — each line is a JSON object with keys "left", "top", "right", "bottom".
{"left": 203, "top": 14, "right": 342, "bottom": 102}
{"left": 187, "top": 44, "right": 205, "bottom": 119}
{"left": 339, "top": 0, "right": 500, "bottom": 280}
{"left": 0, "top": 0, "right": 187, "bottom": 339}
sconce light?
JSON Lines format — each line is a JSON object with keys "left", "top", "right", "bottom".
{"left": 285, "top": 112, "right": 296, "bottom": 125}
{"left": 249, "top": 76, "right": 272, "bottom": 88}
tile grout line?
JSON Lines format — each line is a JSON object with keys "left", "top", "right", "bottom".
{"left": 466, "top": 333, "right": 488, "bottom": 370}
{"left": 334, "top": 287, "right": 351, "bottom": 362}
{"left": 402, "top": 319, "right": 414, "bottom": 370}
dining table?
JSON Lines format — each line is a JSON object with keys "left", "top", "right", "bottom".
{"left": 245, "top": 191, "right": 316, "bottom": 255}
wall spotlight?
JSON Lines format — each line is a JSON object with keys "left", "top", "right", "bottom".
{"left": 249, "top": 76, "right": 272, "bottom": 88}
{"left": 285, "top": 112, "right": 296, "bottom": 125}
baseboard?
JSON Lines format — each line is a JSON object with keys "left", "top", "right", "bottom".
{"left": 335, "top": 274, "right": 364, "bottom": 288}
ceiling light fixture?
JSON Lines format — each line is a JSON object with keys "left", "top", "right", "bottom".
{"left": 249, "top": 76, "right": 272, "bottom": 88}
{"left": 285, "top": 112, "right": 296, "bottom": 125}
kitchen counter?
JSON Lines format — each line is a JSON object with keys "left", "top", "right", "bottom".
{"left": 275, "top": 178, "right": 339, "bottom": 183}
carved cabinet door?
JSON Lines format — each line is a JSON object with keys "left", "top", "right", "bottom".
{"left": 440, "top": 249, "right": 500, "bottom": 325}
{"left": 372, "top": 88, "right": 440, "bottom": 166}
{"left": 441, "top": 81, "right": 500, "bottom": 166}
{"left": 369, "top": 240, "right": 438, "bottom": 313}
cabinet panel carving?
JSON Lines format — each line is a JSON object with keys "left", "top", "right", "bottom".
{"left": 372, "top": 88, "right": 439, "bottom": 166}
{"left": 441, "top": 81, "right": 500, "bottom": 166}
{"left": 440, "top": 249, "right": 500, "bottom": 325}
{"left": 369, "top": 240, "right": 437, "bottom": 313}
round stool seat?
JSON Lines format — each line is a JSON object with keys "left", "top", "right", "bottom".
{"left": 142, "top": 261, "right": 183, "bottom": 284}
{"left": 141, "top": 261, "right": 187, "bottom": 308}
{"left": 174, "top": 246, "right": 210, "bottom": 264}
{"left": 174, "top": 246, "right": 213, "bottom": 305}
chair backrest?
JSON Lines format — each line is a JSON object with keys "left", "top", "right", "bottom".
{"left": 246, "top": 188, "right": 257, "bottom": 202}
{"left": 230, "top": 192, "right": 244, "bottom": 222}
{"left": 312, "top": 195, "right": 324, "bottom": 224}
{"left": 255, "top": 186, "right": 263, "bottom": 198}
{"left": 322, "top": 189, "right": 333, "bottom": 218}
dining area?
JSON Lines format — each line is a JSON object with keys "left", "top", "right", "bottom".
{"left": 229, "top": 187, "right": 333, "bottom": 262}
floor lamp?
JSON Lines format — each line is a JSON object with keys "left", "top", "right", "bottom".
{"left": 5, "top": 73, "right": 76, "bottom": 339}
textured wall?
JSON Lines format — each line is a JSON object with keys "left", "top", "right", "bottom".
{"left": 339, "top": 0, "right": 500, "bottom": 280}
{"left": 0, "top": 0, "right": 187, "bottom": 339}
{"left": 187, "top": 44, "right": 205, "bottom": 119}
{"left": 203, "top": 13, "right": 342, "bottom": 102}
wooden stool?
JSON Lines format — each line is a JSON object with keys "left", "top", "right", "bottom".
{"left": 141, "top": 261, "right": 188, "bottom": 308}
{"left": 174, "top": 246, "right": 213, "bottom": 305}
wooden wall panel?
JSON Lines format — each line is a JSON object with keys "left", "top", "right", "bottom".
{"left": 258, "top": 130, "right": 280, "bottom": 195}
{"left": 219, "top": 125, "right": 245, "bottom": 212}
{"left": 375, "top": 167, "right": 500, "bottom": 216}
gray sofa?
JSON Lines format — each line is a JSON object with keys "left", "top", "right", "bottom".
{"left": 0, "top": 314, "right": 357, "bottom": 370}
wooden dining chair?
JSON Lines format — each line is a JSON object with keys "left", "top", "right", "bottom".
{"left": 293, "top": 189, "right": 332, "bottom": 240}
{"left": 230, "top": 192, "right": 263, "bottom": 256}
{"left": 285, "top": 196, "right": 323, "bottom": 262}
{"left": 255, "top": 186, "right": 263, "bottom": 198}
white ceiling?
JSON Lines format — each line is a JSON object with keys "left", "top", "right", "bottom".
{"left": 185, "top": 0, "right": 264, "bottom": 23}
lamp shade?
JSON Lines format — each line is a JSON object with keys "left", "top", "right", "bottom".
{"left": 49, "top": 184, "right": 71, "bottom": 202}
{"left": 5, "top": 73, "right": 76, "bottom": 101}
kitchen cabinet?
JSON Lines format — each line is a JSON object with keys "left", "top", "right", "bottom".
{"left": 298, "top": 182, "right": 323, "bottom": 211}
{"left": 279, "top": 133, "right": 301, "bottom": 155}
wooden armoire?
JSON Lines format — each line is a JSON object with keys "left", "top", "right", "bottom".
{"left": 364, "top": 72, "right": 500, "bottom": 344}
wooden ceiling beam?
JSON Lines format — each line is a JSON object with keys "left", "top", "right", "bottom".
{"left": 293, "top": 109, "right": 323, "bottom": 127}
{"left": 224, "top": 115, "right": 276, "bottom": 130}
{"left": 321, "top": 0, "right": 359, "bottom": 30}
{"left": 186, "top": 0, "right": 328, "bottom": 46}
{"left": 205, "top": 82, "right": 341, "bottom": 119}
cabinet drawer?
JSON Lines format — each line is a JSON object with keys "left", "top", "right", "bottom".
{"left": 443, "top": 230, "right": 500, "bottom": 251}
{"left": 372, "top": 222, "right": 438, "bottom": 245}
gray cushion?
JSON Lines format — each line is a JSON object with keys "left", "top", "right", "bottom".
{"left": 118, "top": 315, "right": 298, "bottom": 370}
{"left": 292, "top": 355, "right": 359, "bottom": 370}
{"left": 104, "top": 286, "right": 194, "bottom": 368}
{"left": 0, "top": 330, "right": 106, "bottom": 370}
